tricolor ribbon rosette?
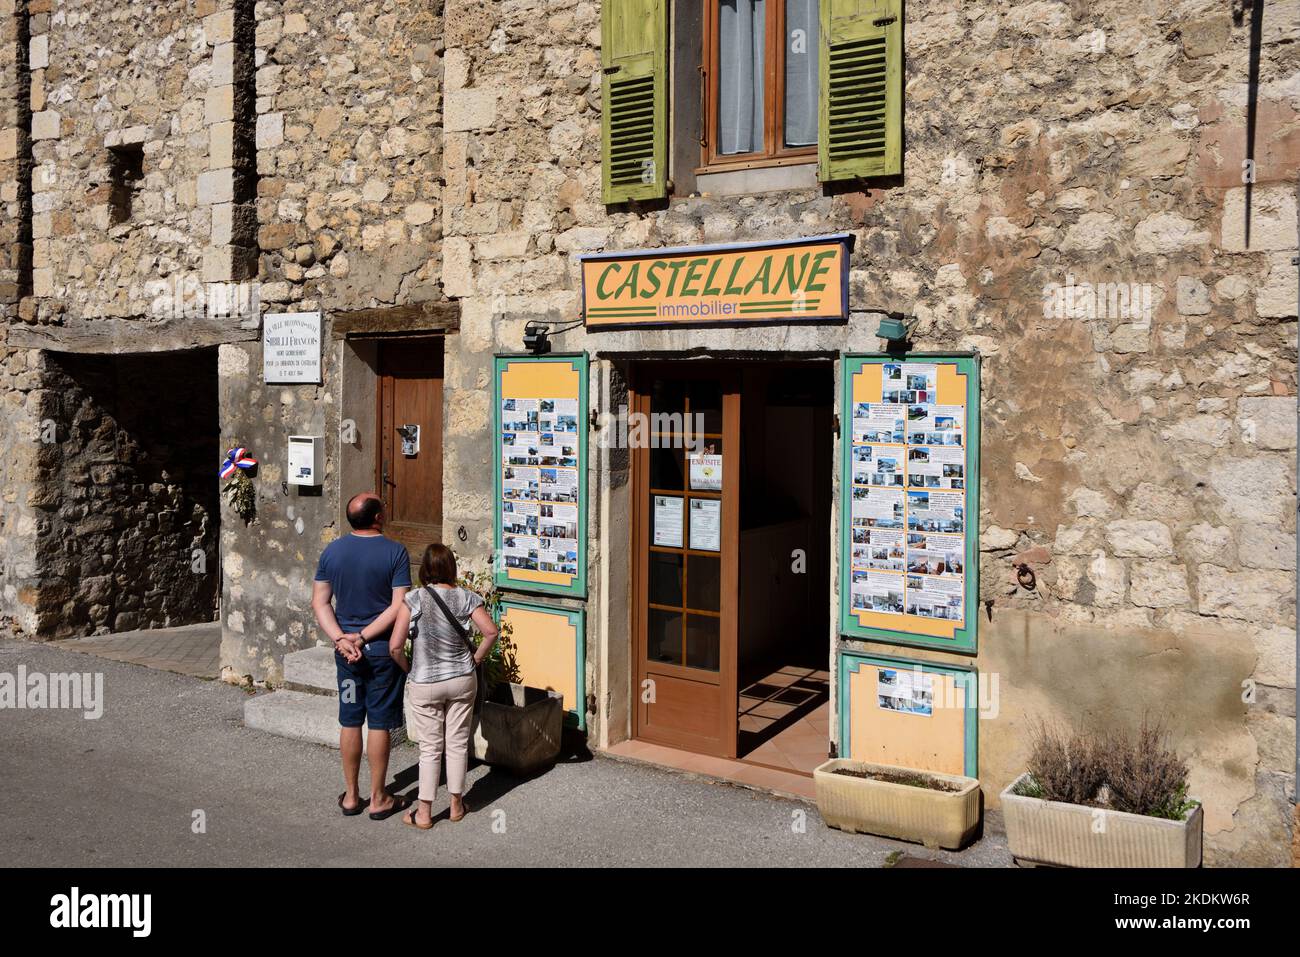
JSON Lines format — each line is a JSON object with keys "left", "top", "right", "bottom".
{"left": 219, "top": 447, "right": 258, "bottom": 480}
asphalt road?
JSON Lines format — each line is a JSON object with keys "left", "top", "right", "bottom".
{"left": 0, "top": 637, "right": 1011, "bottom": 867}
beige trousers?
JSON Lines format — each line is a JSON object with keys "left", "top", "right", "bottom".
{"left": 408, "top": 671, "right": 477, "bottom": 801}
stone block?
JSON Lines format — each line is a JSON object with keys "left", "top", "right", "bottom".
{"left": 197, "top": 168, "right": 234, "bottom": 205}
{"left": 1236, "top": 396, "right": 1297, "bottom": 450}
{"left": 256, "top": 112, "right": 284, "bottom": 149}
{"left": 1129, "top": 562, "right": 1191, "bottom": 608}
{"left": 209, "top": 121, "right": 234, "bottom": 169}
{"left": 205, "top": 85, "right": 234, "bottom": 126}
{"left": 1220, "top": 185, "right": 1298, "bottom": 252}
{"left": 1175, "top": 276, "right": 1211, "bottom": 315}
{"left": 244, "top": 689, "right": 404, "bottom": 749}
{"left": 29, "top": 33, "right": 48, "bottom": 70}
{"left": 31, "top": 110, "right": 60, "bottom": 141}
{"left": 445, "top": 88, "right": 497, "bottom": 132}
{"left": 204, "top": 9, "right": 235, "bottom": 46}
{"left": 211, "top": 42, "right": 236, "bottom": 87}
{"left": 1105, "top": 519, "right": 1174, "bottom": 558}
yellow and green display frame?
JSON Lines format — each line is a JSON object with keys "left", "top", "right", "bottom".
{"left": 499, "top": 599, "right": 587, "bottom": 730}
{"left": 838, "top": 651, "right": 978, "bottom": 779}
{"left": 838, "top": 354, "right": 980, "bottom": 653}
{"left": 493, "top": 353, "right": 589, "bottom": 599}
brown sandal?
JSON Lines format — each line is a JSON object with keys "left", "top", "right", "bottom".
{"left": 403, "top": 808, "right": 434, "bottom": 830}
{"left": 449, "top": 801, "right": 469, "bottom": 823}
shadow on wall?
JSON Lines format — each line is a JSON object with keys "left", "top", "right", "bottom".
{"left": 34, "top": 347, "right": 221, "bottom": 638}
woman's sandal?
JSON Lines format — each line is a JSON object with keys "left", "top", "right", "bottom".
{"left": 403, "top": 808, "right": 434, "bottom": 830}
{"left": 368, "top": 793, "right": 411, "bottom": 821}
{"left": 449, "top": 801, "right": 469, "bottom": 823}
{"left": 338, "top": 793, "right": 368, "bottom": 817}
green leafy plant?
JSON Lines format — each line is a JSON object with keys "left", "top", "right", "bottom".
{"left": 456, "top": 568, "right": 520, "bottom": 692}
{"left": 222, "top": 471, "right": 257, "bottom": 524}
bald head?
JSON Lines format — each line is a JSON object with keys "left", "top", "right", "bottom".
{"left": 346, "top": 492, "right": 383, "bottom": 530}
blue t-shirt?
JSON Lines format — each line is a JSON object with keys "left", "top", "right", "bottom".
{"left": 314, "top": 533, "right": 412, "bottom": 656}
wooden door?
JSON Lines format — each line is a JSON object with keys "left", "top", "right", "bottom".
{"left": 376, "top": 338, "right": 444, "bottom": 570}
{"left": 632, "top": 363, "right": 739, "bottom": 757}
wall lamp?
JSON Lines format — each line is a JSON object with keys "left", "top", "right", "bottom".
{"left": 875, "top": 314, "right": 916, "bottom": 353}
{"left": 523, "top": 318, "right": 584, "bottom": 355}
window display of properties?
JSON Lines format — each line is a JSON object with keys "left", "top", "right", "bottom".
{"left": 494, "top": 355, "right": 590, "bottom": 598}
{"left": 840, "top": 356, "right": 980, "bottom": 652}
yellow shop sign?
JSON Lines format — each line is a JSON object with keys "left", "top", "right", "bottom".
{"left": 580, "top": 234, "right": 850, "bottom": 328}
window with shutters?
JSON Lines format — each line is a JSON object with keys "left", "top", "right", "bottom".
{"left": 702, "top": 0, "right": 821, "bottom": 169}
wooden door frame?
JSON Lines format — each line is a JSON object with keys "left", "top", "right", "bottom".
{"left": 629, "top": 361, "right": 740, "bottom": 758}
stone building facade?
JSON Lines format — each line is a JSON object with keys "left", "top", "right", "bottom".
{"left": 1, "top": 0, "right": 1297, "bottom": 866}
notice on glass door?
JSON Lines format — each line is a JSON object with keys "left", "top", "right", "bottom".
{"left": 653, "top": 495, "right": 683, "bottom": 548}
{"left": 688, "top": 452, "right": 722, "bottom": 491}
{"left": 689, "top": 498, "right": 721, "bottom": 552}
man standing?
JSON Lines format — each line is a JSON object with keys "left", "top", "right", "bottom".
{"left": 311, "top": 492, "right": 412, "bottom": 818}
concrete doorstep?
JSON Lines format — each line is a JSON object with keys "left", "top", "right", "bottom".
{"left": 243, "top": 646, "right": 406, "bottom": 752}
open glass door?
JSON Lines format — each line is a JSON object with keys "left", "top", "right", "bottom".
{"left": 632, "top": 363, "right": 739, "bottom": 758}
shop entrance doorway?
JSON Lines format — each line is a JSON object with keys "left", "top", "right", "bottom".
{"left": 630, "top": 360, "right": 833, "bottom": 770}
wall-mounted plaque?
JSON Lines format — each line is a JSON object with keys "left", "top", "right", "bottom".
{"left": 263, "top": 311, "right": 322, "bottom": 384}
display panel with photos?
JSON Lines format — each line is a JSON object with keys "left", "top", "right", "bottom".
{"left": 494, "top": 354, "right": 588, "bottom": 598}
{"left": 839, "top": 355, "right": 979, "bottom": 652}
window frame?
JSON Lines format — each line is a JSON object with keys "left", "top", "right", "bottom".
{"left": 701, "top": 0, "right": 819, "bottom": 172}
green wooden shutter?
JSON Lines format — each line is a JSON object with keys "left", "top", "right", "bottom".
{"left": 601, "top": 0, "right": 667, "bottom": 204}
{"left": 818, "top": 0, "right": 903, "bottom": 182}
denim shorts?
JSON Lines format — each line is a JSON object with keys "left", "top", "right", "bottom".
{"left": 335, "top": 650, "right": 406, "bottom": 731}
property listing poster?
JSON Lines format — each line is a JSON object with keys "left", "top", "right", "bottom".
{"left": 848, "top": 361, "right": 969, "bottom": 637}
{"left": 500, "top": 397, "right": 581, "bottom": 579}
{"left": 495, "top": 355, "right": 588, "bottom": 597}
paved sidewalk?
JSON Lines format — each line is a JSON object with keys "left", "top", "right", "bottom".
{"left": 52, "top": 621, "right": 221, "bottom": 679}
{"left": 0, "top": 636, "right": 1012, "bottom": 867}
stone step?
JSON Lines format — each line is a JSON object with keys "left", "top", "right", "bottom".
{"left": 244, "top": 689, "right": 405, "bottom": 751}
{"left": 282, "top": 645, "right": 338, "bottom": 695}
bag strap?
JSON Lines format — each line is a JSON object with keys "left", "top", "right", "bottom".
{"left": 424, "top": 585, "right": 477, "bottom": 658}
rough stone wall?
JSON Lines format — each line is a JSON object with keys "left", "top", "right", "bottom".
{"left": 252, "top": 0, "right": 445, "bottom": 311}
{"left": 0, "top": 0, "right": 31, "bottom": 307}
{"left": 24, "top": 0, "right": 257, "bottom": 323}
{"left": 218, "top": 0, "right": 447, "bottom": 684}
{"left": 0, "top": 346, "right": 42, "bottom": 634}
{"left": 35, "top": 350, "right": 220, "bottom": 637}
{"left": 436, "top": 0, "right": 1298, "bottom": 864}
{"left": 216, "top": 338, "right": 336, "bottom": 682}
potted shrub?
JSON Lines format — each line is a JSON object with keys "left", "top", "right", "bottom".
{"left": 813, "top": 759, "right": 982, "bottom": 850}
{"left": 404, "top": 570, "right": 564, "bottom": 777}
{"left": 1001, "top": 718, "right": 1203, "bottom": 868}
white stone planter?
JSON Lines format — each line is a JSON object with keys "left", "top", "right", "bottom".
{"left": 1000, "top": 773, "right": 1203, "bottom": 868}
{"left": 813, "top": 759, "right": 982, "bottom": 850}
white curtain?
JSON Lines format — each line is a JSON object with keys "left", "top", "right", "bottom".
{"left": 718, "top": 0, "right": 766, "bottom": 155}
{"left": 783, "top": 0, "right": 819, "bottom": 147}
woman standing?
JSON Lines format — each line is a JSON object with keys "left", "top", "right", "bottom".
{"left": 391, "top": 543, "right": 499, "bottom": 829}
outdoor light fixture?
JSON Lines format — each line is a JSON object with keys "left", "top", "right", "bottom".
{"left": 523, "top": 318, "right": 584, "bottom": 355}
{"left": 523, "top": 321, "right": 552, "bottom": 355}
{"left": 875, "top": 314, "right": 915, "bottom": 349}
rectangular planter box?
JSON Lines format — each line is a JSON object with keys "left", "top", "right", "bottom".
{"left": 1000, "top": 773, "right": 1203, "bottom": 868}
{"left": 472, "top": 683, "right": 564, "bottom": 776}
{"left": 813, "top": 759, "right": 982, "bottom": 850}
